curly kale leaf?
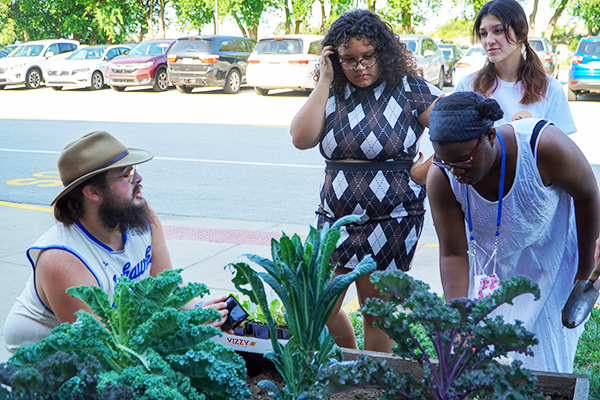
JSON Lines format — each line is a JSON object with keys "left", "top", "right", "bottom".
{"left": 0, "top": 351, "right": 133, "bottom": 399}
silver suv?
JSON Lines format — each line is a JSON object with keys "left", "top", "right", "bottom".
{"left": 0, "top": 39, "right": 80, "bottom": 89}
{"left": 398, "top": 34, "right": 445, "bottom": 89}
{"left": 529, "top": 37, "right": 559, "bottom": 78}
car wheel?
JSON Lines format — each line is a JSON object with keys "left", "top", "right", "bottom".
{"left": 223, "top": 69, "right": 241, "bottom": 94}
{"left": 25, "top": 68, "right": 42, "bottom": 89}
{"left": 91, "top": 71, "right": 104, "bottom": 90}
{"left": 51, "top": 86, "right": 63, "bottom": 91}
{"left": 0, "top": 85, "right": 5, "bottom": 90}
{"left": 153, "top": 67, "right": 169, "bottom": 92}
{"left": 111, "top": 85, "right": 125, "bottom": 92}
{"left": 437, "top": 68, "right": 444, "bottom": 90}
{"left": 567, "top": 87, "right": 577, "bottom": 101}
{"left": 176, "top": 85, "right": 193, "bottom": 94}
{"left": 255, "top": 87, "right": 269, "bottom": 96}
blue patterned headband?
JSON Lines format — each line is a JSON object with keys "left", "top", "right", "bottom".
{"left": 429, "top": 92, "right": 504, "bottom": 143}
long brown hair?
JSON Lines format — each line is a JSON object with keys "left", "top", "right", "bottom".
{"left": 472, "top": 0, "right": 548, "bottom": 105}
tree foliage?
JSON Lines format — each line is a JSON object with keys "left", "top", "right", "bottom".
{"left": 570, "top": 0, "right": 600, "bottom": 35}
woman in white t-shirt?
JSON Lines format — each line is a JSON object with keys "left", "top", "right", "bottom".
{"left": 455, "top": 0, "right": 576, "bottom": 134}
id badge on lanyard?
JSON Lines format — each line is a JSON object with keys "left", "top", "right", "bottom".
{"left": 466, "top": 134, "right": 506, "bottom": 300}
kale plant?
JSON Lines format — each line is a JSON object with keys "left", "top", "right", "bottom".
{"left": 314, "top": 271, "right": 545, "bottom": 400}
{"left": 229, "top": 215, "right": 377, "bottom": 400}
{"left": 0, "top": 351, "right": 133, "bottom": 399}
{"left": 8, "top": 269, "right": 251, "bottom": 400}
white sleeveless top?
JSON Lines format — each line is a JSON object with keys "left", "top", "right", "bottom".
{"left": 4, "top": 222, "right": 152, "bottom": 351}
{"left": 446, "top": 118, "right": 583, "bottom": 373}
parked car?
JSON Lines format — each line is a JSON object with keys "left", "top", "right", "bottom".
{"left": 453, "top": 45, "right": 488, "bottom": 86}
{"left": 529, "top": 36, "right": 559, "bottom": 78}
{"left": 398, "top": 34, "right": 445, "bottom": 89}
{"left": 46, "top": 45, "right": 131, "bottom": 91}
{"left": 438, "top": 44, "right": 464, "bottom": 87}
{"left": 568, "top": 36, "right": 600, "bottom": 101}
{"left": 246, "top": 34, "right": 322, "bottom": 96}
{"left": 1, "top": 44, "right": 19, "bottom": 55}
{"left": 0, "top": 39, "right": 79, "bottom": 89}
{"left": 106, "top": 39, "right": 175, "bottom": 92}
{"left": 167, "top": 35, "right": 255, "bottom": 94}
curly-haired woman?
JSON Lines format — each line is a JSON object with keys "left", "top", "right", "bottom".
{"left": 456, "top": 0, "right": 576, "bottom": 134}
{"left": 290, "top": 9, "right": 442, "bottom": 352}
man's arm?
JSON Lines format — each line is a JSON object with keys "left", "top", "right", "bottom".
{"left": 35, "top": 249, "right": 99, "bottom": 323}
{"left": 427, "top": 166, "right": 471, "bottom": 300}
{"left": 536, "top": 125, "right": 600, "bottom": 281}
{"left": 148, "top": 205, "right": 174, "bottom": 277}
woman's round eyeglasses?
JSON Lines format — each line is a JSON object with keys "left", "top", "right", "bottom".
{"left": 339, "top": 54, "right": 378, "bottom": 70}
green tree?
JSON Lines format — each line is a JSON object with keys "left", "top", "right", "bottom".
{"left": 221, "top": 0, "right": 274, "bottom": 39}
{"left": 544, "top": 0, "right": 570, "bottom": 40}
{"left": 434, "top": 17, "right": 473, "bottom": 42}
{"left": 570, "top": 0, "right": 600, "bottom": 35}
{"left": 382, "top": 0, "right": 442, "bottom": 33}
{"left": 0, "top": 0, "right": 17, "bottom": 45}
{"left": 173, "top": 0, "right": 214, "bottom": 34}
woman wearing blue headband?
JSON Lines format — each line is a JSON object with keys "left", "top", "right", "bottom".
{"left": 427, "top": 91, "right": 599, "bottom": 373}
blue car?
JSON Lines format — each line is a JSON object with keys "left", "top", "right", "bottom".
{"left": 568, "top": 36, "right": 600, "bottom": 101}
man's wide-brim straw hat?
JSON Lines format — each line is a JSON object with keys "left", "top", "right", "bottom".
{"left": 51, "top": 131, "right": 154, "bottom": 205}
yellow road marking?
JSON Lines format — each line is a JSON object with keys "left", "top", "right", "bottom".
{"left": 0, "top": 201, "right": 53, "bottom": 213}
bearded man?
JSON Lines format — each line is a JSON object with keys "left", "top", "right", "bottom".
{"left": 4, "top": 131, "right": 229, "bottom": 351}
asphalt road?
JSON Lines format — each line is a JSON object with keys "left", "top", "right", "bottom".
{"left": 1, "top": 80, "right": 599, "bottom": 230}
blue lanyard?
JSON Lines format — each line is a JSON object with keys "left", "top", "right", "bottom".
{"left": 466, "top": 134, "right": 506, "bottom": 241}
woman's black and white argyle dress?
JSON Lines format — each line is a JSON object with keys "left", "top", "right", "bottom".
{"left": 316, "top": 76, "right": 441, "bottom": 271}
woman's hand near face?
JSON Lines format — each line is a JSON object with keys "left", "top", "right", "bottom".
{"left": 319, "top": 45, "right": 335, "bottom": 86}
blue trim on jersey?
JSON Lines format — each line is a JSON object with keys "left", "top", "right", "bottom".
{"left": 75, "top": 221, "right": 127, "bottom": 254}
{"left": 26, "top": 245, "right": 102, "bottom": 315}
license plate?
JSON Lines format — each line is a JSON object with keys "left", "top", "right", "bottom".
{"left": 182, "top": 58, "right": 193, "bottom": 65}
{"left": 181, "top": 78, "right": 196, "bottom": 84}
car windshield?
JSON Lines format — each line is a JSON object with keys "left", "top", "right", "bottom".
{"left": 68, "top": 47, "right": 108, "bottom": 60}
{"left": 402, "top": 40, "right": 417, "bottom": 53}
{"left": 129, "top": 42, "right": 171, "bottom": 56}
{"left": 10, "top": 44, "right": 44, "bottom": 57}
{"left": 579, "top": 41, "right": 600, "bottom": 56}
{"left": 466, "top": 47, "right": 486, "bottom": 57}
{"left": 255, "top": 39, "right": 302, "bottom": 55}
{"left": 529, "top": 40, "right": 544, "bottom": 52}
{"left": 1, "top": 45, "right": 17, "bottom": 53}
{"left": 441, "top": 49, "right": 452, "bottom": 60}
{"left": 170, "top": 39, "right": 212, "bottom": 53}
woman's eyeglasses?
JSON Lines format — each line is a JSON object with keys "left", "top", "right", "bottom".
{"left": 106, "top": 165, "right": 138, "bottom": 184}
{"left": 339, "top": 54, "right": 378, "bottom": 70}
{"left": 432, "top": 135, "right": 484, "bottom": 170}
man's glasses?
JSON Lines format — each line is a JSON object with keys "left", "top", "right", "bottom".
{"left": 107, "top": 165, "right": 138, "bottom": 184}
{"left": 432, "top": 135, "right": 484, "bottom": 170}
{"left": 339, "top": 54, "right": 378, "bottom": 70}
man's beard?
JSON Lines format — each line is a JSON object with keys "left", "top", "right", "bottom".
{"left": 98, "top": 184, "right": 151, "bottom": 234}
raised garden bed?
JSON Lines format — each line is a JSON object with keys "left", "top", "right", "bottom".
{"left": 240, "top": 348, "right": 590, "bottom": 399}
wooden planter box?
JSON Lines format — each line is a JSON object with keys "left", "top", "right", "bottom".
{"left": 341, "top": 348, "right": 590, "bottom": 400}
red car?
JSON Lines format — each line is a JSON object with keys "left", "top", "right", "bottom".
{"left": 106, "top": 39, "right": 175, "bottom": 92}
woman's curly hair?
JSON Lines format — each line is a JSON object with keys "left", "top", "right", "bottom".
{"left": 316, "top": 10, "right": 418, "bottom": 93}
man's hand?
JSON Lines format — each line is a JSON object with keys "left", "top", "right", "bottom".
{"left": 201, "top": 295, "right": 234, "bottom": 334}
{"left": 595, "top": 237, "right": 600, "bottom": 264}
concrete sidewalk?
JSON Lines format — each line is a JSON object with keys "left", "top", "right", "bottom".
{"left": 0, "top": 202, "right": 442, "bottom": 363}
